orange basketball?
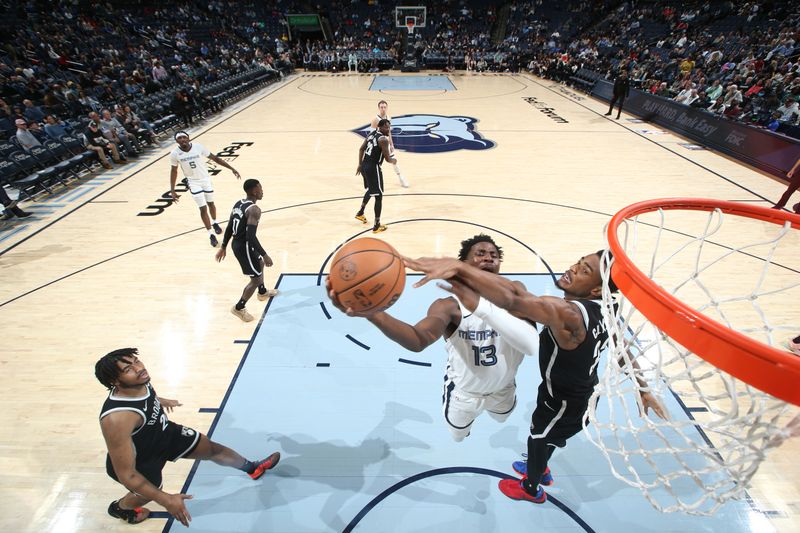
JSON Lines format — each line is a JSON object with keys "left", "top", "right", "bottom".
{"left": 329, "top": 237, "right": 406, "bottom": 313}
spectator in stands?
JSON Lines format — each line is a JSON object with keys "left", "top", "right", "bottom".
{"left": 14, "top": 118, "right": 41, "bottom": 151}
{"left": 99, "top": 109, "right": 139, "bottom": 157}
{"left": 119, "top": 105, "right": 156, "bottom": 144}
{"left": 27, "top": 121, "right": 47, "bottom": 142}
{"left": 706, "top": 79, "right": 723, "bottom": 102}
{"left": 0, "top": 186, "right": 32, "bottom": 220}
{"left": 83, "top": 121, "right": 123, "bottom": 169}
{"left": 675, "top": 88, "right": 699, "bottom": 106}
{"left": 348, "top": 52, "right": 358, "bottom": 72}
{"left": 43, "top": 115, "right": 71, "bottom": 140}
{"left": 777, "top": 97, "right": 800, "bottom": 125}
{"left": 606, "top": 70, "right": 630, "bottom": 120}
{"left": 22, "top": 99, "right": 46, "bottom": 123}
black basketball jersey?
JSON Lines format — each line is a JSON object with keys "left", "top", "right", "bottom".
{"left": 99, "top": 383, "right": 172, "bottom": 459}
{"left": 362, "top": 130, "right": 385, "bottom": 166}
{"left": 228, "top": 199, "right": 256, "bottom": 243}
{"left": 539, "top": 299, "right": 607, "bottom": 400}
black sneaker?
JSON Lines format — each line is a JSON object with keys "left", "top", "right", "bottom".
{"left": 212, "top": 222, "right": 223, "bottom": 234}
{"left": 210, "top": 234, "right": 219, "bottom": 247}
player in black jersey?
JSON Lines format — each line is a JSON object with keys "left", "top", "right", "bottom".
{"left": 216, "top": 179, "right": 278, "bottom": 322}
{"left": 96, "top": 348, "right": 281, "bottom": 527}
{"left": 406, "top": 250, "right": 666, "bottom": 504}
{"left": 355, "top": 119, "right": 396, "bottom": 233}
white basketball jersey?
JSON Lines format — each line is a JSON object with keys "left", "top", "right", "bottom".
{"left": 444, "top": 297, "right": 526, "bottom": 394}
{"left": 169, "top": 143, "right": 211, "bottom": 181}
{"left": 373, "top": 113, "right": 390, "bottom": 130}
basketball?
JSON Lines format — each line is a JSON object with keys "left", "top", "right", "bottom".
{"left": 329, "top": 237, "right": 406, "bottom": 314}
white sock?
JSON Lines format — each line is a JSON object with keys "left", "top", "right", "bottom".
{"left": 208, "top": 228, "right": 215, "bottom": 236}
{"left": 212, "top": 219, "right": 219, "bottom": 224}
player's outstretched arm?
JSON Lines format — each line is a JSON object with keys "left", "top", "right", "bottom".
{"left": 208, "top": 154, "right": 241, "bottom": 179}
{"left": 326, "top": 277, "right": 456, "bottom": 352}
{"left": 101, "top": 412, "right": 194, "bottom": 526}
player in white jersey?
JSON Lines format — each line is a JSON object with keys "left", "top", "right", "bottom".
{"left": 370, "top": 100, "right": 409, "bottom": 188}
{"left": 169, "top": 131, "right": 242, "bottom": 247}
{"left": 327, "top": 234, "right": 539, "bottom": 441}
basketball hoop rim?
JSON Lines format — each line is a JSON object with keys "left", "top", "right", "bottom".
{"left": 606, "top": 197, "right": 800, "bottom": 406}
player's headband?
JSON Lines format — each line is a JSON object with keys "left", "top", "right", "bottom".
{"left": 174, "top": 131, "right": 189, "bottom": 140}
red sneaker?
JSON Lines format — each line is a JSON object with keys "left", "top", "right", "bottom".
{"left": 249, "top": 451, "right": 281, "bottom": 480}
{"left": 498, "top": 478, "right": 546, "bottom": 504}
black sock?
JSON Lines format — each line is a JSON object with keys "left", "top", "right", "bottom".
{"left": 240, "top": 458, "right": 258, "bottom": 474}
{"left": 235, "top": 299, "right": 246, "bottom": 310}
{"left": 374, "top": 195, "right": 383, "bottom": 221}
{"left": 258, "top": 284, "right": 266, "bottom": 294}
{"left": 522, "top": 478, "right": 539, "bottom": 495}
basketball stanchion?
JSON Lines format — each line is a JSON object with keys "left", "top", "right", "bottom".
{"left": 585, "top": 198, "right": 800, "bottom": 515}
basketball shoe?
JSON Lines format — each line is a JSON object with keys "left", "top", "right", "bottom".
{"left": 257, "top": 289, "right": 279, "bottom": 301}
{"left": 498, "top": 478, "right": 546, "bottom": 504}
{"left": 212, "top": 222, "right": 223, "bottom": 234}
{"left": 231, "top": 305, "right": 254, "bottom": 322}
{"left": 355, "top": 214, "right": 368, "bottom": 224}
{"left": 372, "top": 224, "right": 387, "bottom": 233}
{"left": 511, "top": 462, "right": 553, "bottom": 486}
{"left": 248, "top": 452, "right": 281, "bottom": 480}
{"left": 210, "top": 234, "right": 219, "bottom": 247}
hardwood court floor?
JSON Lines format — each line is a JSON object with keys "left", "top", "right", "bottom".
{"left": 0, "top": 72, "right": 797, "bottom": 532}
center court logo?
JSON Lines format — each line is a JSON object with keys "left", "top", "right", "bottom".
{"left": 353, "top": 114, "right": 495, "bottom": 153}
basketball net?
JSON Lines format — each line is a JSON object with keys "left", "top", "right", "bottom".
{"left": 406, "top": 20, "right": 415, "bottom": 35}
{"left": 585, "top": 198, "right": 800, "bottom": 515}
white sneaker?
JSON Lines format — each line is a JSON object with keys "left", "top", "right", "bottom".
{"left": 398, "top": 175, "right": 410, "bottom": 188}
{"left": 231, "top": 305, "right": 254, "bottom": 322}
{"left": 257, "top": 289, "right": 279, "bottom": 301}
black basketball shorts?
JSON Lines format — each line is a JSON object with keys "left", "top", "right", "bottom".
{"left": 361, "top": 163, "right": 384, "bottom": 196}
{"left": 232, "top": 240, "right": 263, "bottom": 277}
{"left": 106, "top": 422, "right": 200, "bottom": 488}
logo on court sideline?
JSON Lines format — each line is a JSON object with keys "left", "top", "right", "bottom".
{"left": 353, "top": 114, "right": 495, "bottom": 153}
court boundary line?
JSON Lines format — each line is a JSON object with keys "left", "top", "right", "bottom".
{"left": 4, "top": 194, "right": 796, "bottom": 308}
{"left": 518, "top": 73, "right": 774, "bottom": 203}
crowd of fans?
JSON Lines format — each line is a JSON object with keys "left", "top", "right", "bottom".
{"left": 523, "top": 1, "right": 800, "bottom": 134}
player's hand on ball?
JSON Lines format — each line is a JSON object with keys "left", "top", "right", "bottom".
{"left": 215, "top": 248, "right": 226, "bottom": 262}
{"left": 326, "top": 278, "right": 371, "bottom": 317}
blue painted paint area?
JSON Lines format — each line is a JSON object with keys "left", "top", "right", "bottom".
{"left": 353, "top": 114, "right": 496, "bottom": 154}
{"left": 370, "top": 75, "right": 455, "bottom": 91}
{"left": 168, "top": 274, "right": 766, "bottom": 532}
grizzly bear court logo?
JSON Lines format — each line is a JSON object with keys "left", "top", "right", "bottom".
{"left": 353, "top": 114, "right": 495, "bottom": 153}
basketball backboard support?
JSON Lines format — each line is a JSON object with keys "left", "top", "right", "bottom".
{"left": 395, "top": 6, "right": 427, "bottom": 29}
